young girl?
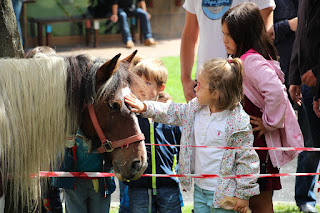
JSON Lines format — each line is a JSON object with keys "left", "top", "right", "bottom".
{"left": 125, "top": 58, "right": 260, "bottom": 213}
{"left": 221, "top": 3, "right": 303, "bottom": 213}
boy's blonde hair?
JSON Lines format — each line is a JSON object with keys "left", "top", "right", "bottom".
{"left": 132, "top": 55, "right": 146, "bottom": 67}
{"left": 199, "top": 58, "right": 243, "bottom": 110}
{"left": 132, "top": 58, "right": 168, "bottom": 86}
{"left": 158, "top": 92, "right": 172, "bottom": 103}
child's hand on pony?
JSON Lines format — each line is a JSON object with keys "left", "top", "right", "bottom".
{"left": 124, "top": 93, "right": 147, "bottom": 113}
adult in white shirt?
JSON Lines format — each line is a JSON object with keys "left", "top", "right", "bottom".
{"left": 180, "top": 0, "right": 276, "bottom": 102}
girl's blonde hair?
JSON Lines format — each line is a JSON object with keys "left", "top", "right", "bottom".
{"left": 131, "top": 58, "right": 168, "bottom": 86}
{"left": 199, "top": 58, "right": 243, "bottom": 110}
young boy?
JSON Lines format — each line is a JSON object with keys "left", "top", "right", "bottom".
{"left": 122, "top": 58, "right": 183, "bottom": 213}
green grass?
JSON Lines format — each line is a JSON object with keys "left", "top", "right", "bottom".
{"left": 161, "top": 56, "right": 197, "bottom": 104}
{"left": 273, "top": 203, "right": 320, "bottom": 212}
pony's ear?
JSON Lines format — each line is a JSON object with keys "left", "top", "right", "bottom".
{"left": 121, "top": 50, "right": 138, "bottom": 64}
{"left": 96, "top": 53, "right": 121, "bottom": 84}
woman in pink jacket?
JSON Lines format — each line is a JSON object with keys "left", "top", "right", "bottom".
{"left": 221, "top": 3, "right": 303, "bottom": 213}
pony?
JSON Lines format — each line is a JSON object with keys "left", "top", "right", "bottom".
{"left": 0, "top": 51, "right": 147, "bottom": 212}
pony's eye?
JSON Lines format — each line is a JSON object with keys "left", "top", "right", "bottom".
{"left": 109, "top": 101, "right": 121, "bottom": 110}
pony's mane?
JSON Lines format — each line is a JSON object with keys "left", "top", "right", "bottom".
{"left": 97, "top": 61, "right": 147, "bottom": 101}
{"left": 0, "top": 56, "right": 75, "bottom": 210}
{"left": 64, "top": 54, "right": 97, "bottom": 125}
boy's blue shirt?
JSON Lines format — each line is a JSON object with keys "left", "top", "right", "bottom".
{"left": 52, "top": 129, "right": 115, "bottom": 196}
{"left": 124, "top": 115, "right": 182, "bottom": 188}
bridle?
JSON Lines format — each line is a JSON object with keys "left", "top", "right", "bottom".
{"left": 87, "top": 104, "right": 145, "bottom": 153}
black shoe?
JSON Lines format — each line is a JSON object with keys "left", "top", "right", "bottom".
{"left": 299, "top": 204, "right": 318, "bottom": 213}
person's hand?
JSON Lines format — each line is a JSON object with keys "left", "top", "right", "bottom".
{"left": 110, "top": 14, "right": 118, "bottom": 23}
{"left": 124, "top": 92, "right": 146, "bottom": 113}
{"left": 313, "top": 98, "right": 320, "bottom": 118}
{"left": 301, "top": 70, "right": 317, "bottom": 87}
{"left": 250, "top": 115, "right": 267, "bottom": 138}
{"left": 147, "top": 12, "right": 151, "bottom": 19}
{"left": 289, "top": 85, "right": 302, "bottom": 106}
{"left": 288, "top": 17, "right": 298, "bottom": 32}
{"left": 182, "top": 78, "right": 196, "bottom": 102}
{"left": 233, "top": 198, "right": 249, "bottom": 213}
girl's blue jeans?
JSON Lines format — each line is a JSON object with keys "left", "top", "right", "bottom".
{"left": 295, "top": 85, "right": 320, "bottom": 208}
{"left": 194, "top": 184, "right": 236, "bottom": 213}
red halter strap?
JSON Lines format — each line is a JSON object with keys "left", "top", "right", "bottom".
{"left": 87, "top": 104, "right": 145, "bottom": 153}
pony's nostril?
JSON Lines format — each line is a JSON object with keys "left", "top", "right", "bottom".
{"left": 131, "top": 160, "right": 142, "bottom": 171}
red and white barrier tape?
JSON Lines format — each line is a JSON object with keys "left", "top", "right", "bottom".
{"left": 38, "top": 171, "right": 320, "bottom": 179}
{"left": 36, "top": 146, "right": 319, "bottom": 179}
{"left": 145, "top": 144, "right": 317, "bottom": 152}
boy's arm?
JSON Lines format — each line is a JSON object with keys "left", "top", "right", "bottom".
{"left": 233, "top": 129, "right": 260, "bottom": 200}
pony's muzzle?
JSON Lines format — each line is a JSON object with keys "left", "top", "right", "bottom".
{"left": 114, "top": 158, "right": 148, "bottom": 181}
{"left": 131, "top": 160, "right": 142, "bottom": 173}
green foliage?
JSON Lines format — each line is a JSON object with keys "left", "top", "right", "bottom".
{"left": 27, "top": 0, "right": 104, "bottom": 36}
{"left": 161, "top": 56, "right": 197, "bottom": 104}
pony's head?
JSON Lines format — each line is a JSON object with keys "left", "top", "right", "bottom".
{"left": 79, "top": 51, "right": 148, "bottom": 180}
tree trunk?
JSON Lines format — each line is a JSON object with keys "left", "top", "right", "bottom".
{"left": 0, "top": 1, "right": 25, "bottom": 212}
{"left": 0, "top": 0, "right": 24, "bottom": 58}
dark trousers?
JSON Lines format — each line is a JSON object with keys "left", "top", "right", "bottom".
{"left": 295, "top": 85, "right": 320, "bottom": 207}
{"left": 129, "top": 187, "right": 182, "bottom": 213}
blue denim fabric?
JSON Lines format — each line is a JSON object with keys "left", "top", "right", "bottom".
{"left": 64, "top": 178, "right": 111, "bottom": 213}
{"left": 295, "top": 85, "right": 320, "bottom": 207}
{"left": 119, "top": 181, "right": 130, "bottom": 213}
{"left": 12, "top": 0, "right": 23, "bottom": 46}
{"left": 118, "top": 8, "right": 152, "bottom": 43}
{"left": 128, "top": 187, "right": 182, "bottom": 213}
{"left": 194, "top": 184, "right": 236, "bottom": 213}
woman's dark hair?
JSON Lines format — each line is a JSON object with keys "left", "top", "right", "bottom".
{"left": 221, "top": 3, "right": 278, "bottom": 60}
